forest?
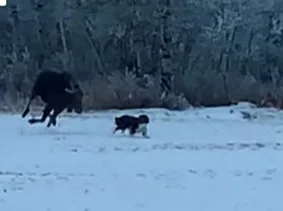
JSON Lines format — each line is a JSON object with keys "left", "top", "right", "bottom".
{"left": 1, "top": 0, "right": 283, "bottom": 111}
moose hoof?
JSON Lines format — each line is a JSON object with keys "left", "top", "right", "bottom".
{"left": 22, "top": 109, "right": 29, "bottom": 118}
{"left": 28, "top": 119, "right": 36, "bottom": 124}
{"left": 47, "top": 120, "right": 52, "bottom": 127}
{"left": 47, "top": 119, "right": 56, "bottom": 127}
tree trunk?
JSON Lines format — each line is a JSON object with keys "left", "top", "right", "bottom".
{"left": 159, "top": 0, "right": 173, "bottom": 96}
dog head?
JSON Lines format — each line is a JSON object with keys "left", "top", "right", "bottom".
{"left": 138, "top": 115, "right": 149, "bottom": 124}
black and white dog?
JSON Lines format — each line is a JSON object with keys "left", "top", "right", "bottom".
{"left": 113, "top": 114, "right": 150, "bottom": 138}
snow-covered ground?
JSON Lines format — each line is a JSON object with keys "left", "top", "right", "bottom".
{"left": 0, "top": 102, "right": 282, "bottom": 211}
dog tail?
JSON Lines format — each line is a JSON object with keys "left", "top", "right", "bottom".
{"left": 115, "top": 117, "right": 120, "bottom": 125}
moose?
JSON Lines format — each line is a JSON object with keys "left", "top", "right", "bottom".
{"left": 22, "top": 70, "right": 84, "bottom": 127}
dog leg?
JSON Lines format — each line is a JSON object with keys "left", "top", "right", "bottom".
{"left": 113, "top": 126, "right": 126, "bottom": 134}
{"left": 141, "top": 127, "right": 150, "bottom": 138}
{"left": 129, "top": 127, "right": 136, "bottom": 137}
{"left": 113, "top": 127, "right": 118, "bottom": 134}
{"left": 136, "top": 123, "right": 150, "bottom": 138}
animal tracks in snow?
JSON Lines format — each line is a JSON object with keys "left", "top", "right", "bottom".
{"left": 65, "top": 142, "right": 283, "bottom": 154}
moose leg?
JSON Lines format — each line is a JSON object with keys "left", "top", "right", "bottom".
{"left": 47, "top": 107, "right": 65, "bottom": 127}
{"left": 28, "top": 105, "right": 52, "bottom": 124}
{"left": 66, "top": 106, "right": 73, "bottom": 113}
{"left": 22, "top": 92, "right": 37, "bottom": 118}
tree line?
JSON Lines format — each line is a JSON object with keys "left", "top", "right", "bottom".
{"left": 1, "top": 0, "right": 283, "bottom": 111}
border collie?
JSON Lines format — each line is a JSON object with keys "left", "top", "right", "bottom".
{"left": 113, "top": 114, "right": 150, "bottom": 138}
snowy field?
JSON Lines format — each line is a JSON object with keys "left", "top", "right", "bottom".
{"left": 0, "top": 102, "right": 283, "bottom": 211}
